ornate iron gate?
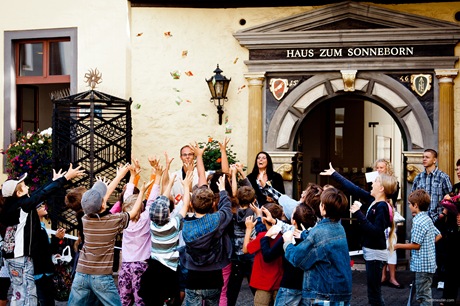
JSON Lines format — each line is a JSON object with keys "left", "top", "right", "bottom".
{"left": 51, "top": 89, "right": 132, "bottom": 236}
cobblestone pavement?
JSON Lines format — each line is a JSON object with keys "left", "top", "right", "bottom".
{"left": 50, "top": 269, "right": 455, "bottom": 305}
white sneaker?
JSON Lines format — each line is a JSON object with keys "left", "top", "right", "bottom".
{"left": 437, "top": 281, "right": 444, "bottom": 289}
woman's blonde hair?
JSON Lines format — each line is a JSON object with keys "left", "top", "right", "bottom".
{"left": 373, "top": 159, "right": 394, "bottom": 176}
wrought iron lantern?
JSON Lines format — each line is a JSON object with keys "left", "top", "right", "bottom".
{"left": 206, "top": 64, "right": 231, "bottom": 125}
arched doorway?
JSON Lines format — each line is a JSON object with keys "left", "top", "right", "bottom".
{"left": 266, "top": 71, "right": 433, "bottom": 250}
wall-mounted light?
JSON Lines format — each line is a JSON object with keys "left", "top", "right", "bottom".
{"left": 206, "top": 64, "right": 231, "bottom": 125}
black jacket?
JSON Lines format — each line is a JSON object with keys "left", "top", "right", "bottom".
{"left": 0, "top": 176, "right": 68, "bottom": 259}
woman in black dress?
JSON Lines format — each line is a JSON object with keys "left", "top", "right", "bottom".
{"left": 247, "top": 151, "right": 285, "bottom": 206}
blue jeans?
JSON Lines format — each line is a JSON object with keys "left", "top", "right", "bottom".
{"left": 184, "top": 288, "right": 221, "bottom": 306}
{"left": 365, "top": 260, "right": 386, "bottom": 306}
{"left": 68, "top": 272, "right": 121, "bottom": 306}
{"left": 415, "top": 272, "right": 433, "bottom": 306}
{"left": 301, "top": 300, "right": 349, "bottom": 306}
{"left": 274, "top": 287, "right": 302, "bottom": 306}
{"left": 6, "top": 256, "right": 37, "bottom": 306}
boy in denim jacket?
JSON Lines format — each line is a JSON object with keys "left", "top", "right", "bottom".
{"left": 283, "top": 187, "right": 352, "bottom": 305}
{"left": 179, "top": 174, "right": 233, "bottom": 305}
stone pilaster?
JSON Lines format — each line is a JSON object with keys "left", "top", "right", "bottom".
{"left": 244, "top": 73, "right": 265, "bottom": 165}
{"left": 435, "top": 69, "right": 458, "bottom": 180}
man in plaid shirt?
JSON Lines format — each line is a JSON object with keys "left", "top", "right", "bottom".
{"left": 395, "top": 190, "right": 442, "bottom": 306}
{"left": 411, "top": 149, "right": 452, "bottom": 222}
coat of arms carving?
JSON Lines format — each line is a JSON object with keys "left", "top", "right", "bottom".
{"left": 269, "top": 78, "right": 289, "bottom": 101}
{"left": 410, "top": 74, "right": 432, "bottom": 97}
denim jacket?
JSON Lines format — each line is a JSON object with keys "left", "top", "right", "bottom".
{"left": 284, "top": 218, "right": 352, "bottom": 302}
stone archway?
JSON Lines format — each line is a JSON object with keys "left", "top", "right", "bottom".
{"left": 266, "top": 71, "right": 434, "bottom": 153}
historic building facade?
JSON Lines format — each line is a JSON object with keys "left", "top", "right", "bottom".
{"left": 2, "top": 1, "right": 460, "bottom": 230}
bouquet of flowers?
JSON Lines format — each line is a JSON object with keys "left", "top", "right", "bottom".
{"left": 198, "top": 137, "right": 239, "bottom": 171}
{"left": 1, "top": 128, "right": 53, "bottom": 192}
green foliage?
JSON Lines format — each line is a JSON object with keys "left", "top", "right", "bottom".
{"left": 198, "top": 137, "right": 239, "bottom": 171}
{"left": 1, "top": 128, "right": 53, "bottom": 192}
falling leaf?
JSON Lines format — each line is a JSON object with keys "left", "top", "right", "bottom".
{"left": 136, "top": 33, "right": 143, "bottom": 37}
{"left": 225, "top": 116, "right": 229, "bottom": 124}
{"left": 175, "top": 97, "right": 183, "bottom": 105}
{"left": 201, "top": 114, "right": 208, "bottom": 117}
{"left": 185, "top": 99, "right": 192, "bottom": 103}
{"left": 172, "top": 88, "right": 180, "bottom": 92}
{"left": 225, "top": 124, "right": 233, "bottom": 134}
{"left": 170, "top": 70, "right": 181, "bottom": 79}
{"left": 237, "top": 84, "right": 246, "bottom": 94}
{"left": 134, "top": 104, "right": 141, "bottom": 109}
{"left": 182, "top": 50, "right": 188, "bottom": 57}
{"left": 233, "top": 57, "right": 239, "bottom": 64}
{"left": 164, "top": 31, "right": 172, "bottom": 37}
{"left": 185, "top": 71, "right": 194, "bottom": 77}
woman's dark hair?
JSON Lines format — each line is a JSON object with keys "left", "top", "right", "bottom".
{"left": 250, "top": 151, "right": 275, "bottom": 177}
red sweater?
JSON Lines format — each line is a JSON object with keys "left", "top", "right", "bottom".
{"left": 247, "top": 231, "right": 284, "bottom": 291}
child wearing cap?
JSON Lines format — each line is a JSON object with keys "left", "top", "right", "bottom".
{"left": 0, "top": 164, "right": 84, "bottom": 306}
{"left": 139, "top": 166, "right": 193, "bottom": 306}
{"left": 67, "top": 165, "right": 152, "bottom": 306}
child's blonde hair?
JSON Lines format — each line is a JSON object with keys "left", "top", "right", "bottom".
{"left": 122, "top": 194, "right": 141, "bottom": 222}
{"left": 376, "top": 173, "right": 398, "bottom": 254}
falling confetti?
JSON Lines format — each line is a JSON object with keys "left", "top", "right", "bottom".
{"left": 225, "top": 124, "right": 233, "bottom": 134}
{"left": 185, "top": 71, "right": 194, "bottom": 77}
{"left": 237, "top": 85, "right": 246, "bottom": 94}
{"left": 185, "top": 99, "right": 192, "bottom": 103}
{"left": 164, "top": 31, "right": 172, "bottom": 37}
{"left": 182, "top": 50, "right": 188, "bottom": 57}
{"left": 201, "top": 114, "right": 208, "bottom": 117}
{"left": 170, "top": 70, "right": 181, "bottom": 79}
{"left": 225, "top": 116, "right": 229, "bottom": 124}
{"left": 233, "top": 57, "right": 239, "bottom": 64}
{"left": 172, "top": 88, "right": 180, "bottom": 92}
{"left": 136, "top": 33, "right": 143, "bottom": 37}
{"left": 134, "top": 104, "right": 141, "bottom": 109}
{"left": 175, "top": 97, "right": 183, "bottom": 105}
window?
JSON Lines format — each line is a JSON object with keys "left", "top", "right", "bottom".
{"left": 4, "top": 28, "right": 77, "bottom": 167}
{"left": 16, "top": 38, "right": 71, "bottom": 84}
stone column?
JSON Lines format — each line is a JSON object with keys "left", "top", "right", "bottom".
{"left": 244, "top": 73, "right": 265, "bottom": 165}
{"left": 435, "top": 69, "right": 458, "bottom": 180}
{"left": 268, "top": 151, "right": 298, "bottom": 197}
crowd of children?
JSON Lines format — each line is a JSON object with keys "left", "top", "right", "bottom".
{"left": 0, "top": 142, "right": 459, "bottom": 306}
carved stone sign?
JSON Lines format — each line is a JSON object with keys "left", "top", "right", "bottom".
{"left": 249, "top": 45, "right": 454, "bottom": 60}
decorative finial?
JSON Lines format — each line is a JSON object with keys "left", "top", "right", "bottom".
{"left": 84, "top": 68, "right": 103, "bottom": 89}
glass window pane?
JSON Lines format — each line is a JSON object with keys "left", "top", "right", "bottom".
{"left": 19, "top": 43, "right": 43, "bottom": 76}
{"left": 22, "top": 87, "right": 36, "bottom": 121}
{"left": 335, "top": 127, "right": 343, "bottom": 159}
{"left": 49, "top": 41, "right": 71, "bottom": 75}
{"left": 335, "top": 108, "right": 345, "bottom": 124}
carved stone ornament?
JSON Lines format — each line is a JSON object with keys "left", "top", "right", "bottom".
{"left": 406, "top": 164, "right": 421, "bottom": 183}
{"left": 410, "top": 74, "right": 432, "bottom": 97}
{"left": 341, "top": 70, "right": 357, "bottom": 92}
{"left": 269, "top": 78, "right": 289, "bottom": 101}
{"left": 84, "top": 68, "right": 103, "bottom": 89}
{"left": 275, "top": 163, "right": 293, "bottom": 181}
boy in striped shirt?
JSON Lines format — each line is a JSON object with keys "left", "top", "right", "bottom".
{"left": 68, "top": 165, "right": 151, "bottom": 306}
